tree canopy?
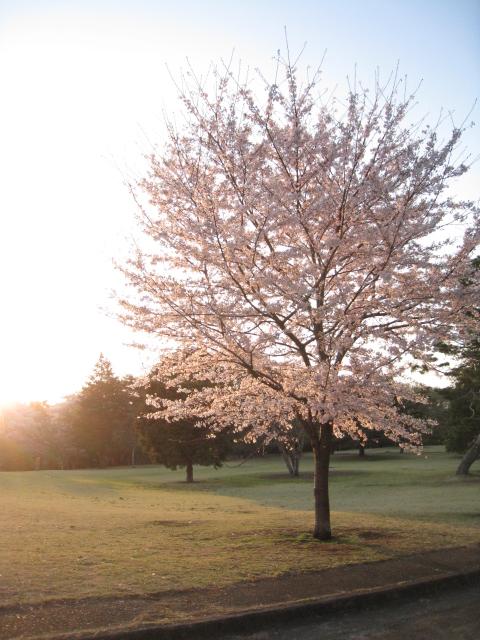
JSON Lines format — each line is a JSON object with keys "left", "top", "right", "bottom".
{"left": 69, "top": 354, "right": 136, "bottom": 467}
{"left": 119, "top": 55, "right": 479, "bottom": 538}
{"left": 137, "top": 365, "right": 231, "bottom": 482}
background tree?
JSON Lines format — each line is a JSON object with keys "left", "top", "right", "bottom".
{"left": 23, "top": 402, "right": 71, "bottom": 469}
{"left": 0, "top": 405, "right": 34, "bottom": 470}
{"left": 0, "top": 402, "right": 68, "bottom": 470}
{"left": 137, "top": 365, "right": 231, "bottom": 482}
{"left": 70, "top": 354, "right": 136, "bottom": 467}
{"left": 401, "top": 387, "right": 449, "bottom": 446}
{"left": 442, "top": 339, "right": 480, "bottom": 475}
{"left": 439, "top": 260, "right": 480, "bottom": 474}
{"left": 119, "top": 54, "right": 479, "bottom": 539}
{"left": 274, "top": 419, "right": 305, "bottom": 476}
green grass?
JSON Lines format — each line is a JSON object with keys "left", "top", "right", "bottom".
{"left": 211, "top": 447, "right": 480, "bottom": 524}
{"left": 0, "top": 446, "right": 478, "bottom": 606}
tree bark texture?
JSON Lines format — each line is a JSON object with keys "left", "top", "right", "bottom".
{"left": 311, "top": 422, "right": 333, "bottom": 540}
{"left": 456, "top": 433, "right": 480, "bottom": 475}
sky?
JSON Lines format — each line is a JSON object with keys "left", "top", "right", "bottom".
{"left": 0, "top": 0, "right": 479, "bottom": 405}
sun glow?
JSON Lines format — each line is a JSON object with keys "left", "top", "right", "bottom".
{"left": 0, "top": 11, "right": 170, "bottom": 405}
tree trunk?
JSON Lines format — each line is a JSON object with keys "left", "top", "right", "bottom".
{"left": 359, "top": 443, "right": 365, "bottom": 457}
{"left": 277, "top": 429, "right": 304, "bottom": 477}
{"left": 131, "top": 446, "right": 136, "bottom": 467}
{"left": 186, "top": 461, "right": 194, "bottom": 483}
{"left": 456, "top": 433, "right": 480, "bottom": 476}
{"left": 311, "top": 422, "right": 333, "bottom": 540}
{"left": 292, "top": 455, "right": 300, "bottom": 477}
{"left": 278, "top": 445, "right": 301, "bottom": 477}
{"left": 279, "top": 447, "right": 295, "bottom": 475}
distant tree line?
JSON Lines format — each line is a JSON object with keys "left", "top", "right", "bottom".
{"left": 1, "top": 345, "right": 479, "bottom": 477}
{"left": 0, "top": 355, "right": 142, "bottom": 471}
{"left": 0, "top": 354, "right": 243, "bottom": 480}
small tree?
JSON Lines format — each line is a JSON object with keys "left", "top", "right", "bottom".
{"left": 137, "top": 367, "right": 231, "bottom": 482}
{"left": 119, "top": 53, "right": 479, "bottom": 538}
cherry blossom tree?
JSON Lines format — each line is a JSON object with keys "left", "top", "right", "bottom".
{"left": 119, "top": 55, "right": 479, "bottom": 539}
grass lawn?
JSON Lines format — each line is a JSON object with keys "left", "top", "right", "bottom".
{"left": 0, "top": 446, "right": 478, "bottom": 606}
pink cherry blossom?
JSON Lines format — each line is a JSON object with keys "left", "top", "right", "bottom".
{"left": 118, "top": 56, "right": 479, "bottom": 539}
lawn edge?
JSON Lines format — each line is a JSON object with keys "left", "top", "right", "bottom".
{"left": 26, "top": 547, "right": 480, "bottom": 640}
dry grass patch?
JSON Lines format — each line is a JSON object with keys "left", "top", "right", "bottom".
{"left": 0, "top": 465, "right": 478, "bottom": 607}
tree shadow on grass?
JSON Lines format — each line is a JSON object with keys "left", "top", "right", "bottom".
{"left": 332, "top": 452, "right": 405, "bottom": 462}
{"left": 133, "top": 468, "right": 367, "bottom": 496}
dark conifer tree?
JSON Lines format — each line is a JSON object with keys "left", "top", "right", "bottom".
{"left": 443, "top": 339, "right": 480, "bottom": 475}
{"left": 137, "top": 372, "right": 231, "bottom": 482}
{"left": 70, "top": 354, "right": 136, "bottom": 467}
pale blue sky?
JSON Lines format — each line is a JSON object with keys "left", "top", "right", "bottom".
{"left": 0, "top": 0, "right": 478, "bottom": 403}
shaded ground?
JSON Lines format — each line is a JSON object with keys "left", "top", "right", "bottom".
{"left": 1, "top": 545, "right": 479, "bottom": 639}
{"left": 225, "top": 583, "right": 480, "bottom": 640}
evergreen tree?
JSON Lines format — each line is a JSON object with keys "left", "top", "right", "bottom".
{"left": 70, "top": 354, "right": 136, "bottom": 467}
{"left": 438, "top": 258, "right": 480, "bottom": 474}
{"left": 400, "top": 387, "right": 448, "bottom": 447}
{"left": 443, "top": 339, "right": 480, "bottom": 474}
{"left": 137, "top": 370, "right": 231, "bottom": 482}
